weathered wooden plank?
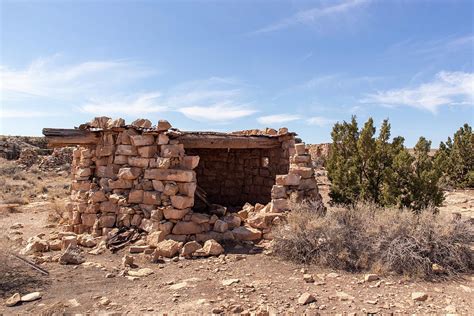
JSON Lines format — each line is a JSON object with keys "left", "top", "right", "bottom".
{"left": 42, "top": 128, "right": 99, "bottom": 147}
{"left": 177, "top": 134, "right": 281, "bottom": 149}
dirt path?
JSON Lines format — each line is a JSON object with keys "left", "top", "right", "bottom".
{"left": 1, "top": 203, "right": 473, "bottom": 314}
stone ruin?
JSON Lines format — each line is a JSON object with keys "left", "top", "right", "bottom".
{"left": 43, "top": 117, "right": 325, "bottom": 257}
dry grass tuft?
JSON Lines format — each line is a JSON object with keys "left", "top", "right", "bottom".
{"left": 272, "top": 202, "right": 474, "bottom": 278}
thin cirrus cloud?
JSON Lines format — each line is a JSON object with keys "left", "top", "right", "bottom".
{"left": 253, "top": 0, "right": 371, "bottom": 34}
{"left": 257, "top": 114, "right": 302, "bottom": 125}
{"left": 306, "top": 116, "right": 336, "bottom": 126}
{"left": 0, "top": 55, "right": 153, "bottom": 102}
{"left": 362, "top": 71, "right": 474, "bottom": 113}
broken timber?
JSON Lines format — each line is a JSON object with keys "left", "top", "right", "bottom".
{"left": 42, "top": 128, "right": 282, "bottom": 149}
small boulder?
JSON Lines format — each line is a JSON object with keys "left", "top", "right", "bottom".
{"left": 181, "top": 241, "right": 202, "bottom": 257}
{"left": 194, "top": 239, "right": 224, "bottom": 257}
{"left": 20, "top": 236, "right": 49, "bottom": 255}
{"left": 364, "top": 274, "right": 379, "bottom": 282}
{"left": 303, "top": 274, "right": 314, "bottom": 283}
{"left": 5, "top": 293, "right": 21, "bottom": 307}
{"left": 59, "top": 244, "right": 85, "bottom": 265}
{"left": 127, "top": 268, "right": 154, "bottom": 277}
{"left": 411, "top": 292, "right": 428, "bottom": 302}
{"left": 20, "top": 292, "right": 42, "bottom": 302}
{"left": 153, "top": 239, "right": 182, "bottom": 258}
{"left": 298, "top": 292, "right": 316, "bottom": 305}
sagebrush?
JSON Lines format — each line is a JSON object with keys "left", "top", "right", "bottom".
{"left": 272, "top": 202, "right": 474, "bottom": 278}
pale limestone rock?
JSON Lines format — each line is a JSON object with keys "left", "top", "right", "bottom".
{"left": 59, "top": 244, "right": 85, "bottom": 265}
{"left": 294, "top": 143, "right": 306, "bottom": 155}
{"left": 163, "top": 207, "right": 190, "bottom": 220}
{"left": 118, "top": 167, "right": 141, "bottom": 180}
{"left": 20, "top": 292, "right": 42, "bottom": 302}
{"left": 5, "top": 293, "right": 21, "bottom": 307}
{"left": 21, "top": 236, "right": 49, "bottom": 255}
{"left": 128, "top": 268, "right": 153, "bottom": 277}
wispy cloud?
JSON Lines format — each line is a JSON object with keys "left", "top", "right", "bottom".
{"left": 179, "top": 103, "right": 257, "bottom": 122}
{"left": 386, "top": 34, "right": 474, "bottom": 59}
{"left": 80, "top": 92, "right": 167, "bottom": 116}
{"left": 0, "top": 55, "right": 153, "bottom": 102}
{"left": 257, "top": 114, "right": 302, "bottom": 125}
{"left": 306, "top": 116, "right": 336, "bottom": 126}
{"left": 362, "top": 71, "right": 474, "bottom": 113}
{"left": 253, "top": 0, "right": 371, "bottom": 34}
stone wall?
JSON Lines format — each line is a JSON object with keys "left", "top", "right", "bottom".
{"left": 186, "top": 146, "right": 289, "bottom": 206}
{"left": 60, "top": 117, "right": 325, "bottom": 247}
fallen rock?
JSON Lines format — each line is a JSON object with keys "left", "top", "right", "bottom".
{"left": 78, "top": 234, "right": 97, "bottom": 248}
{"left": 122, "top": 255, "right": 134, "bottom": 267}
{"left": 59, "top": 245, "right": 85, "bottom": 265}
{"left": 194, "top": 239, "right": 224, "bottom": 257}
{"left": 336, "top": 291, "right": 354, "bottom": 301}
{"left": 222, "top": 278, "right": 240, "bottom": 286}
{"left": 298, "top": 292, "right": 316, "bottom": 305}
{"left": 232, "top": 226, "right": 262, "bottom": 241}
{"left": 5, "top": 293, "right": 21, "bottom": 307}
{"left": 364, "top": 274, "right": 379, "bottom": 282}
{"left": 127, "top": 268, "right": 154, "bottom": 277}
{"left": 411, "top": 292, "right": 428, "bottom": 301}
{"left": 181, "top": 241, "right": 202, "bottom": 257}
{"left": 303, "top": 274, "right": 314, "bottom": 283}
{"left": 153, "top": 239, "right": 182, "bottom": 258}
{"left": 20, "top": 236, "right": 49, "bottom": 255}
{"left": 169, "top": 282, "right": 188, "bottom": 290}
{"left": 21, "top": 292, "right": 42, "bottom": 302}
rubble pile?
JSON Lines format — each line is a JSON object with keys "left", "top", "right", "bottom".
{"left": 38, "top": 148, "right": 74, "bottom": 171}
{"left": 47, "top": 116, "right": 324, "bottom": 256}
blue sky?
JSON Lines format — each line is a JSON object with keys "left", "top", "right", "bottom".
{"left": 0, "top": 0, "right": 473, "bottom": 146}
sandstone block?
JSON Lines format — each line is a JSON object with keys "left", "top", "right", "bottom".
{"left": 114, "top": 155, "right": 129, "bottom": 164}
{"left": 163, "top": 182, "right": 179, "bottom": 196}
{"left": 118, "top": 167, "right": 141, "bottom": 180}
{"left": 130, "top": 135, "right": 155, "bottom": 146}
{"left": 157, "top": 133, "right": 169, "bottom": 145}
{"left": 163, "top": 207, "right": 190, "bottom": 220}
{"left": 99, "top": 215, "right": 116, "bottom": 228}
{"left": 294, "top": 143, "right": 306, "bottom": 155}
{"left": 131, "top": 118, "right": 152, "bottom": 129}
{"left": 139, "top": 218, "right": 160, "bottom": 233}
{"left": 275, "top": 174, "right": 301, "bottom": 186}
{"left": 213, "top": 219, "right": 228, "bottom": 233}
{"left": 128, "top": 157, "right": 149, "bottom": 168}
{"left": 246, "top": 212, "right": 283, "bottom": 229}
{"left": 143, "top": 191, "right": 161, "bottom": 205}
{"left": 81, "top": 214, "right": 97, "bottom": 227}
{"left": 157, "top": 120, "right": 172, "bottom": 131}
{"left": 271, "top": 185, "right": 287, "bottom": 199}
{"left": 232, "top": 226, "right": 262, "bottom": 241}
{"left": 116, "top": 145, "right": 137, "bottom": 156}
{"left": 194, "top": 239, "right": 224, "bottom": 257}
{"left": 290, "top": 167, "right": 314, "bottom": 179}
{"left": 153, "top": 239, "right": 182, "bottom": 258}
{"left": 271, "top": 199, "right": 289, "bottom": 213}
{"left": 161, "top": 144, "right": 184, "bottom": 158}
{"left": 171, "top": 195, "right": 194, "bottom": 209}
{"left": 181, "top": 241, "right": 202, "bottom": 257}
{"left": 90, "top": 116, "right": 111, "bottom": 128}
{"left": 147, "top": 231, "right": 166, "bottom": 247}
{"left": 108, "top": 179, "right": 133, "bottom": 189}
{"left": 191, "top": 213, "right": 210, "bottom": 224}
{"left": 152, "top": 180, "right": 164, "bottom": 191}
{"left": 89, "top": 190, "right": 107, "bottom": 203}
{"left": 172, "top": 221, "right": 204, "bottom": 235}
{"left": 128, "top": 189, "right": 144, "bottom": 204}
{"left": 96, "top": 145, "right": 114, "bottom": 157}
{"left": 223, "top": 215, "right": 241, "bottom": 229}
{"left": 178, "top": 182, "right": 197, "bottom": 197}
{"left": 150, "top": 209, "right": 163, "bottom": 221}
{"left": 144, "top": 169, "right": 196, "bottom": 182}
{"left": 181, "top": 156, "right": 200, "bottom": 169}
{"left": 76, "top": 168, "right": 92, "bottom": 177}
{"left": 138, "top": 145, "right": 157, "bottom": 158}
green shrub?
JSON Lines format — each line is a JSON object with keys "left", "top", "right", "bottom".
{"left": 326, "top": 116, "right": 443, "bottom": 211}
{"left": 435, "top": 123, "right": 474, "bottom": 188}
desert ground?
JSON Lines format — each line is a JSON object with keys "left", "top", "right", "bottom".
{"left": 1, "top": 148, "right": 473, "bottom": 315}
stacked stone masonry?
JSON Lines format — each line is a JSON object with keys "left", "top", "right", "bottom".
{"left": 60, "top": 117, "right": 325, "bottom": 245}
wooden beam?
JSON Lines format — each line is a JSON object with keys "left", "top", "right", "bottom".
{"left": 177, "top": 134, "right": 281, "bottom": 149}
{"left": 42, "top": 128, "right": 99, "bottom": 147}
